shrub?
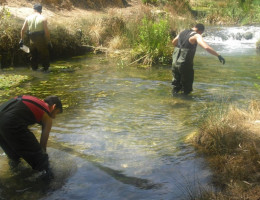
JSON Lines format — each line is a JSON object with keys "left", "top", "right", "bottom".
{"left": 131, "top": 15, "right": 172, "bottom": 66}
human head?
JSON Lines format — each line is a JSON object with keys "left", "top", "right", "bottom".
{"left": 194, "top": 23, "right": 205, "bottom": 34}
{"left": 33, "top": 3, "right": 42, "bottom": 13}
{"left": 44, "top": 96, "right": 63, "bottom": 118}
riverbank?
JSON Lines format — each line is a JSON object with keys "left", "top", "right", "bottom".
{"left": 187, "top": 102, "right": 260, "bottom": 199}
{"left": 0, "top": 0, "right": 188, "bottom": 68}
{"left": 1, "top": 0, "right": 260, "bottom": 68}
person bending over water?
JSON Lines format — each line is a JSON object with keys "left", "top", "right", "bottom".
{"left": 0, "top": 95, "right": 62, "bottom": 179}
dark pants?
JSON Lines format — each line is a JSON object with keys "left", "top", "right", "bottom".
{"left": 30, "top": 34, "right": 50, "bottom": 71}
{"left": 172, "top": 64, "right": 194, "bottom": 94}
{"left": 0, "top": 99, "right": 49, "bottom": 171}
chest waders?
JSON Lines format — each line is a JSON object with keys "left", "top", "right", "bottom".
{"left": 0, "top": 97, "right": 50, "bottom": 171}
{"left": 172, "top": 30, "right": 197, "bottom": 94}
{"left": 27, "top": 14, "right": 50, "bottom": 71}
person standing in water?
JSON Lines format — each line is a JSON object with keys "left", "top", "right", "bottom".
{"left": 171, "top": 23, "right": 225, "bottom": 95}
{"left": 19, "top": 4, "right": 52, "bottom": 72}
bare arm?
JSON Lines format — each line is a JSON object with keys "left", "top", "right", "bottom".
{"left": 172, "top": 35, "right": 179, "bottom": 47}
{"left": 40, "top": 112, "right": 52, "bottom": 152}
{"left": 196, "top": 34, "right": 219, "bottom": 57}
{"left": 21, "top": 20, "right": 28, "bottom": 40}
{"left": 43, "top": 18, "right": 50, "bottom": 42}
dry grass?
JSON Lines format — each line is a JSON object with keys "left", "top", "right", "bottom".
{"left": 192, "top": 101, "right": 260, "bottom": 199}
{"left": 40, "top": 0, "right": 127, "bottom": 10}
{"left": 108, "top": 35, "right": 128, "bottom": 50}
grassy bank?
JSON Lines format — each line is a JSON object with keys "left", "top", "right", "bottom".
{"left": 0, "top": 6, "right": 86, "bottom": 68}
{"left": 0, "top": 0, "right": 195, "bottom": 68}
{"left": 190, "top": 102, "right": 260, "bottom": 199}
{"left": 190, "top": 0, "right": 260, "bottom": 25}
{"left": 1, "top": 0, "right": 260, "bottom": 68}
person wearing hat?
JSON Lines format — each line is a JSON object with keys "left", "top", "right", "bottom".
{"left": 171, "top": 23, "right": 225, "bottom": 95}
{"left": 0, "top": 95, "right": 62, "bottom": 178}
{"left": 20, "top": 4, "right": 52, "bottom": 72}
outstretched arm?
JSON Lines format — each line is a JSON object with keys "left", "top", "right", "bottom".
{"left": 40, "top": 112, "right": 52, "bottom": 152}
{"left": 196, "top": 34, "right": 225, "bottom": 64}
{"left": 196, "top": 34, "right": 219, "bottom": 57}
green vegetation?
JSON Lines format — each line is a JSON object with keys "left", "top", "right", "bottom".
{"left": 131, "top": 16, "right": 172, "bottom": 66}
{"left": 0, "top": 73, "right": 31, "bottom": 100}
{"left": 50, "top": 63, "right": 83, "bottom": 73}
{"left": 191, "top": 0, "right": 260, "bottom": 24}
{"left": 0, "top": 74, "right": 30, "bottom": 89}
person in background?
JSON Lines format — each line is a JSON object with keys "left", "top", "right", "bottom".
{"left": 171, "top": 23, "right": 225, "bottom": 95}
{"left": 19, "top": 4, "right": 52, "bottom": 72}
{"left": 0, "top": 95, "right": 62, "bottom": 178}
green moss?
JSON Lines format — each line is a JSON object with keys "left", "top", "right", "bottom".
{"left": 0, "top": 74, "right": 31, "bottom": 89}
{"left": 50, "top": 63, "right": 83, "bottom": 73}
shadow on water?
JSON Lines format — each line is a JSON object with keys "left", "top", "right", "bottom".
{"left": 0, "top": 149, "right": 77, "bottom": 200}
{"left": 48, "top": 141, "right": 162, "bottom": 190}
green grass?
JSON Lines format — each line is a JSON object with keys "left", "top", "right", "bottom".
{"left": 131, "top": 15, "right": 172, "bottom": 66}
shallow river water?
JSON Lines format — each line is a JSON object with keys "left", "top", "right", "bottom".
{"left": 0, "top": 26, "right": 260, "bottom": 200}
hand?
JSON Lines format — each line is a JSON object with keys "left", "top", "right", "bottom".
{"left": 218, "top": 55, "right": 225, "bottom": 65}
{"left": 19, "top": 39, "right": 23, "bottom": 47}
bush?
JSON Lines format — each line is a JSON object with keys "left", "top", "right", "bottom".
{"left": 131, "top": 15, "right": 172, "bottom": 66}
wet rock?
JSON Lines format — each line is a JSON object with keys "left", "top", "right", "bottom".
{"left": 216, "top": 32, "right": 228, "bottom": 40}
{"left": 236, "top": 33, "right": 243, "bottom": 40}
{"left": 243, "top": 32, "right": 253, "bottom": 40}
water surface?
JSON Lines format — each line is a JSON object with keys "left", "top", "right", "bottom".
{"left": 0, "top": 26, "right": 260, "bottom": 200}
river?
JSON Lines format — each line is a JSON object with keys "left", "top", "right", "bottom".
{"left": 0, "top": 26, "right": 260, "bottom": 200}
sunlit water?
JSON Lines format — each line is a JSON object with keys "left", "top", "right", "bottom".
{"left": 0, "top": 26, "right": 260, "bottom": 200}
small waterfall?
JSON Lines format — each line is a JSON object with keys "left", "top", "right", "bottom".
{"left": 199, "top": 26, "right": 260, "bottom": 55}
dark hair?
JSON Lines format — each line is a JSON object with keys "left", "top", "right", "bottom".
{"left": 195, "top": 23, "right": 205, "bottom": 32}
{"left": 33, "top": 4, "right": 42, "bottom": 13}
{"left": 44, "top": 96, "right": 63, "bottom": 113}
